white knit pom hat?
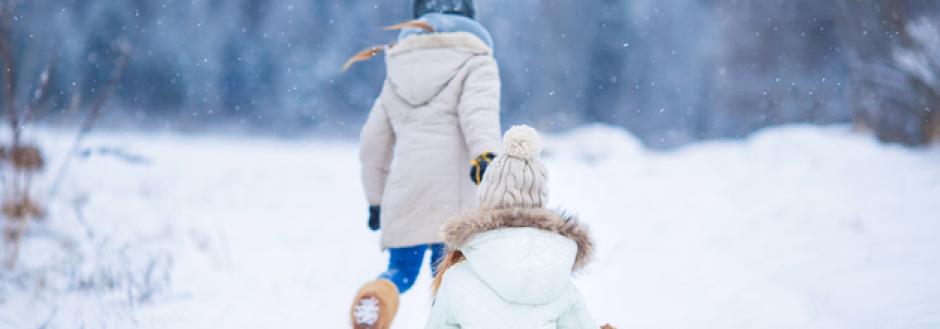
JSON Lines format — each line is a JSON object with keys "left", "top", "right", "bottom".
{"left": 478, "top": 125, "right": 548, "bottom": 209}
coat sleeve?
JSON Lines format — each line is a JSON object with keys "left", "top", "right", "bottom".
{"left": 556, "top": 286, "right": 599, "bottom": 329}
{"left": 359, "top": 84, "right": 396, "bottom": 206}
{"left": 457, "top": 55, "right": 502, "bottom": 158}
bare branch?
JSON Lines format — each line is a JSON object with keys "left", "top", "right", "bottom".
{"left": 81, "top": 39, "right": 130, "bottom": 135}
{"left": 0, "top": 1, "right": 19, "bottom": 146}
{"left": 47, "top": 40, "right": 132, "bottom": 202}
{"left": 24, "top": 53, "right": 58, "bottom": 125}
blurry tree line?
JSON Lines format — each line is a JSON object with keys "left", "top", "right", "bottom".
{"left": 2, "top": 0, "right": 938, "bottom": 147}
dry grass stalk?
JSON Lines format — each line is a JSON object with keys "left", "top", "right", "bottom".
{"left": 2, "top": 197, "right": 44, "bottom": 220}
{"left": 0, "top": 0, "right": 20, "bottom": 146}
{"left": 10, "top": 144, "right": 44, "bottom": 171}
{"left": 930, "top": 109, "right": 940, "bottom": 144}
{"left": 46, "top": 40, "right": 131, "bottom": 203}
{"left": 0, "top": 0, "right": 82, "bottom": 269}
{"left": 2, "top": 195, "right": 45, "bottom": 268}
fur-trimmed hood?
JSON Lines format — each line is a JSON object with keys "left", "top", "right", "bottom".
{"left": 444, "top": 208, "right": 595, "bottom": 271}
{"left": 441, "top": 208, "right": 594, "bottom": 304}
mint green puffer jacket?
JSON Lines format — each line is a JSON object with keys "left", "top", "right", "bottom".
{"left": 425, "top": 208, "right": 598, "bottom": 329}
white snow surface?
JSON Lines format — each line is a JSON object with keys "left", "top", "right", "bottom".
{"left": 1, "top": 124, "right": 939, "bottom": 328}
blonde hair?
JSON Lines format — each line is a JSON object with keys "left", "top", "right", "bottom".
{"left": 431, "top": 249, "right": 464, "bottom": 297}
{"left": 341, "top": 20, "right": 434, "bottom": 71}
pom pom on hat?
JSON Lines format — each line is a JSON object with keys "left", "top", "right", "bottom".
{"left": 478, "top": 125, "right": 549, "bottom": 209}
{"left": 502, "top": 125, "right": 542, "bottom": 159}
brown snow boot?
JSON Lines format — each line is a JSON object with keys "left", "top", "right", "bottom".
{"left": 350, "top": 279, "right": 399, "bottom": 329}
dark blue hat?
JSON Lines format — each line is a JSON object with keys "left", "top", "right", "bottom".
{"left": 413, "top": 0, "right": 475, "bottom": 19}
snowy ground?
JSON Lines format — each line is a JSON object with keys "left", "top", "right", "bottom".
{"left": 1, "top": 124, "right": 939, "bottom": 328}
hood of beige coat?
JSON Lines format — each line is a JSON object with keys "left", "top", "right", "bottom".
{"left": 385, "top": 32, "right": 492, "bottom": 106}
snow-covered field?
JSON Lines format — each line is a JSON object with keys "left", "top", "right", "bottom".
{"left": 1, "top": 124, "right": 939, "bottom": 328}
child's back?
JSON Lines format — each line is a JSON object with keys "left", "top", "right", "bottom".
{"left": 351, "top": 4, "right": 503, "bottom": 329}
{"left": 360, "top": 15, "right": 501, "bottom": 249}
{"left": 426, "top": 126, "right": 599, "bottom": 329}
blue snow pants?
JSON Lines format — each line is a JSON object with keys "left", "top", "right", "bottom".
{"left": 379, "top": 244, "right": 445, "bottom": 293}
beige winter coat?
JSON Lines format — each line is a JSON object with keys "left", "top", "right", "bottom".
{"left": 359, "top": 32, "right": 501, "bottom": 248}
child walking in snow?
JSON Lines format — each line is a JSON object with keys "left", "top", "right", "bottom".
{"left": 426, "top": 125, "right": 600, "bottom": 329}
{"left": 347, "top": 1, "right": 502, "bottom": 328}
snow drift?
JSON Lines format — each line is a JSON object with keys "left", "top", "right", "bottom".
{"left": 1, "top": 124, "right": 938, "bottom": 328}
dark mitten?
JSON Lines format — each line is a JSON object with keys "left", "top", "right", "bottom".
{"left": 469, "top": 152, "right": 496, "bottom": 185}
{"left": 368, "top": 205, "right": 381, "bottom": 231}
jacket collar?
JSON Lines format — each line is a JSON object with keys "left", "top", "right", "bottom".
{"left": 397, "top": 13, "right": 494, "bottom": 48}
{"left": 443, "top": 208, "right": 595, "bottom": 272}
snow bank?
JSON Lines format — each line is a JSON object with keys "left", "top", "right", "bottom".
{"left": 1, "top": 124, "right": 938, "bottom": 328}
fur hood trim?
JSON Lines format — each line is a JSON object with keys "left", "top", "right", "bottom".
{"left": 443, "top": 208, "right": 594, "bottom": 272}
{"left": 388, "top": 32, "right": 491, "bottom": 56}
